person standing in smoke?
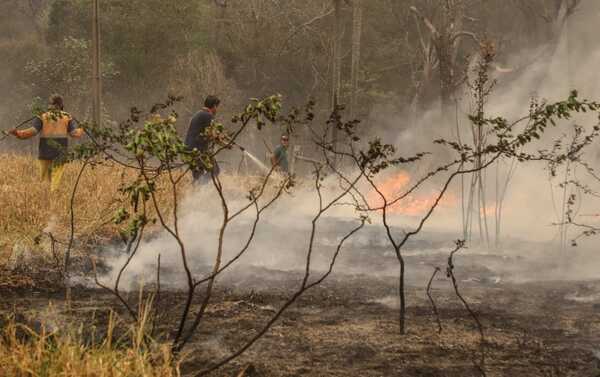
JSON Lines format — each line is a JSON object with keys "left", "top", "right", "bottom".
{"left": 9, "top": 94, "right": 83, "bottom": 192}
{"left": 271, "top": 134, "right": 290, "bottom": 174}
{"left": 185, "top": 95, "right": 221, "bottom": 185}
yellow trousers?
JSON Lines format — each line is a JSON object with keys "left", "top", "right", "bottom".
{"left": 39, "top": 159, "right": 65, "bottom": 192}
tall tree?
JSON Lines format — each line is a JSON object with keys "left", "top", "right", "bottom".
{"left": 410, "top": 1, "right": 479, "bottom": 121}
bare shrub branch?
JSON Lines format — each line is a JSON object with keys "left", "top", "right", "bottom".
{"left": 427, "top": 266, "right": 442, "bottom": 334}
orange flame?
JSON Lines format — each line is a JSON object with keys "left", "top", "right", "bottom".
{"left": 368, "top": 171, "right": 458, "bottom": 216}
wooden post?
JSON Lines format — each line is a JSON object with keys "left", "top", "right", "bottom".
{"left": 92, "top": 0, "right": 102, "bottom": 126}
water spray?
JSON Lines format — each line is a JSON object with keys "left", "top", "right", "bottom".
{"left": 242, "top": 150, "right": 271, "bottom": 173}
{"left": 228, "top": 139, "right": 272, "bottom": 174}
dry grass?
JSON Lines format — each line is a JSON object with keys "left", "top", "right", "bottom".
{"left": 0, "top": 153, "right": 284, "bottom": 269}
{"left": 0, "top": 304, "right": 181, "bottom": 377}
{"left": 0, "top": 154, "right": 283, "bottom": 372}
{"left": 0, "top": 154, "right": 155, "bottom": 263}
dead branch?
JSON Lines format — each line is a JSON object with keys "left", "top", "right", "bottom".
{"left": 427, "top": 267, "right": 443, "bottom": 334}
{"left": 451, "top": 31, "right": 480, "bottom": 45}
{"left": 112, "top": 224, "right": 146, "bottom": 321}
{"left": 409, "top": 6, "right": 440, "bottom": 39}
{"left": 64, "top": 158, "right": 90, "bottom": 293}
{"left": 39, "top": 232, "right": 64, "bottom": 274}
{"left": 446, "top": 240, "right": 486, "bottom": 376}
{"left": 92, "top": 257, "right": 138, "bottom": 321}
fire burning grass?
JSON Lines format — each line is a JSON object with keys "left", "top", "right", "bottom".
{"left": 367, "top": 170, "right": 501, "bottom": 218}
{"left": 368, "top": 171, "right": 457, "bottom": 215}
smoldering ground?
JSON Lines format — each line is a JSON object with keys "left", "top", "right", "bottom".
{"left": 92, "top": 156, "right": 600, "bottom": 298}
{"left": 83, "top": 27, "right": 600, "bottom": 297}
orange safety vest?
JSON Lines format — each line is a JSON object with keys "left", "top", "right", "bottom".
{"left": 37, "top": 111, "right": 77, "bottom": 160}
{"left": 40, "top": 111, "right": 72, "bottom": 138}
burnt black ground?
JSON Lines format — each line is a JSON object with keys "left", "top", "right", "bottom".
{"left": 2, "top": 231, "right": 600, "bottom": 376}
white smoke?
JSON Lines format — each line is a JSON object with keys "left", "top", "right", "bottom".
{"left": 96, "top": 0, "right": 600, "bottom": 291}
{"left": 96, "top": 174, "right": 370, "bottom": 291}
{"left": 371, "top": 0, "right": 600, "bottom": 248}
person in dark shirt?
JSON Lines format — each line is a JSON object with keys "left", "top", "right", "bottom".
{"left": 185, "top": 95, "right": 221, "bottom": 184}
{"left": 9, "top": 94, "right": 83, "bottom": 192}
{"left": 271, "top": 134, "right": 290, "bottom": 173}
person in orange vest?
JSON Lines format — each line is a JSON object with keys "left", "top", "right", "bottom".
{"left": 9, "top": 94, "right": 83, "bottom": 191}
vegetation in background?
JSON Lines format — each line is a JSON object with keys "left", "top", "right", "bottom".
{"left": 1, "top": 1, "right": 598, "bottom": 376}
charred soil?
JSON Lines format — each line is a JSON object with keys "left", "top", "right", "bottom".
{"left": 2, "top": 253, "right": 600, "bottom": 377}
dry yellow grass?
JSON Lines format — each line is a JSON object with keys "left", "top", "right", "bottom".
{"left": 0, "top": 154, "right": 177, "bottom": 265}
{"left": 0, "top": 153, "right": 284, "bottom": 268}
{"left": 0, "top": 305, "right": 181, "bottom": 377}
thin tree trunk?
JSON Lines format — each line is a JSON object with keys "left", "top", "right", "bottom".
{"left": 437, "top": 35, "right": 454, "bottom": 121}
{"left": 350, "top": 0, "right": 362, "bottom": 119}
{"left": 559, "top": 162, "right": 571, "bottom": 253}
{"left": 479, "top": 170, "right": 490, "bottom": 246}
{"left": 330, "top": 0, "right": 343, "bottom": 167}
{"left": 91, "top": 0, "right": 102, "bottom": 127}
{"left": 494, "top": 161, "right": 500, "bottom": 248}
{"left": 332, "top": 0, "right": 342, "bottom": 109}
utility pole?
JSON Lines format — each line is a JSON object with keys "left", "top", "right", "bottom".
{"left": 92, "top": 0, "right": 102, "bottom": 126}
{"left": 350, "top": 0, "right": 362, "bottom": 119}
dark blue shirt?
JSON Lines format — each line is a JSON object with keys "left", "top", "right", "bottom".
{"left": 185, "top": 110, "right": 214, "bottom": 152}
